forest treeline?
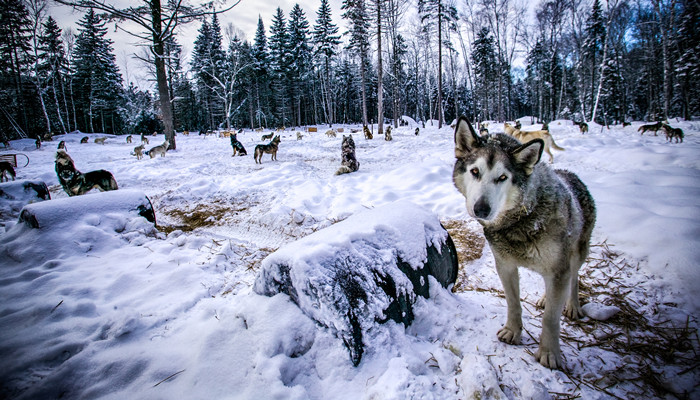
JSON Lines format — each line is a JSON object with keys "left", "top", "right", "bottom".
{"left": 0, "top": 0, "right": 698, "bottom": 140}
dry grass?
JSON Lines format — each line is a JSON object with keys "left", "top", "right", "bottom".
{"left": 442, "top": 219, "right": 487, "bottom": 294}
{"left": 158, "top": 199, "right": 251, "bottom": 234}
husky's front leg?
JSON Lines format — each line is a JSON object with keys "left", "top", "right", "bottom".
{"left": 495, "top": 257, "right": 522, "bottom": 344}
{"left": 536, "top": 271, "right": 568, "bottom": 369}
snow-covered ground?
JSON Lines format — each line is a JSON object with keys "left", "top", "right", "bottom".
{"left": 1, "top": 119, "right": 698, "bottom": 399}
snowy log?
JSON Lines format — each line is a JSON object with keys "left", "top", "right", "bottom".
{"left": 0, "top": 180, "right": 50, "bottom": 219}
{"left": 18, "top": 189, "right": 156, "bottom": 229}
{"left": 253, "top": 200, "right": 458, "bottom": 366}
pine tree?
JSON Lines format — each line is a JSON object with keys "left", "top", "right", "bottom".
{"left": 72, "top": 8, "right": 124, "bottom": 134}
{"left": 191, "top": 15, "right": 226, "bottom": 130}
{"left": 342, "top": 0, "right": 371, "bottom": 127}
{"left": 582, "top": 0, "right": 606, "bottom": 120}
{"left": 269, "top": 7, "right": 290, "bottom": 127}
{"left": 38, "top": 16, "right": 70, "bottom": 134}
{"left": 0, "top": 0, "right": 33, "bottom": 138}
{"left": 288, "top": 4, "right": 312, "bottom": 127}
{"left": 252, "top": 16, "right": 270, "bottom": 128}
{"left": 313, "top": 0, "right": 341, "bottom": 126}
{"left": 472, "top": 27, "right": 497, "bottom": 121}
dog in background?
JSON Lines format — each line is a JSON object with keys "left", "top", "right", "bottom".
{"left": 0, "top": 161, "right": 16, "bottom": 182}
{"left": 126, "top": 135, "right": 133, "bottom": 143}
{"left": 55, "top": 150, "right": 118, "bottom": 196}
{"left": 363, "top": 125, "right": 372, "bottom": 140}
{"left": 141, "top": 133, "right": 150, "bottom": 144}
{"left": 132, "top": 144, "right": 145, "bottom": 160}
{"left": 254, "top": 135, "right": 280, "bottom": 164}
{"left": 622, "top": 121, "right": 631, "bottom": 127}
{"left": 296, "top": 132, "right": 304, "bottom": 140}
{"left": 94, "top": 137, "right": 107, "bottom": 145}
{"left": 80, "top": 136, "right": 88, "bottom": 144}
{"left": 146, "top": 140, "right": 169, "bottom": 158}
{"left": 662, "top": 124, "right": 684, "bottom": 143}
{"left": 335, "top": 135, "right": 360, "bottom": 175}
{"left": 57, "top": 141, "right": 66, "bottom": 151}
{"left": 452, "top": 115, "right": 595, "bottom": 370}
{"left": 261, "top": 132, "right": 273, "bottom": 141}
{"left": 415, "top": 127, "right": 420, "bottom": 136}
{"left": 230, "top": 133, "right": 247, "bottom": 156}
{"left": 325, "top": 129, "right": 337, "bottom": 138}
{"left": 511, "top": 127, "right": 565, "bottom": 164}
{"left": 573, "top": 120, "right": 588, "bottom": 133}
{"left": 638, "top": 121, "right": 663, "bottom": 135}
{"left": 35, "top": 137, "right": 41, "bottom": 149}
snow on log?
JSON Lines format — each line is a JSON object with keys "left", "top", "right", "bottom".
{"left": 253, "top": 200, "right": 458, "bottom": 366}
{"left": 0, "top": 180, "right": 50, "bottom": 219}
{"left": 18, "top": 189, "right": 156, "bottom": 229}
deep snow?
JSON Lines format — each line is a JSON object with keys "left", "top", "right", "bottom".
{"left": 0, "top": 119, "right": 698, "bottom": 399}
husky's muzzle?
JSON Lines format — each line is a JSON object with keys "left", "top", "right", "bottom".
{"left": 474, "top": 197, "right": 491, "bottom": 220}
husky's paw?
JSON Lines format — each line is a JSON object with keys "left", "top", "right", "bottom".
{"left": 534, "top": 347, "right": 562, "bottom": 369}
{"left": 497, "top": 326, "right": 522, "bottom": 345}
{"left": 564, "top": 303, "right": 584, "bottom": 320}
{"left": 536, "top": 296, "right": 546, "bottom": 309}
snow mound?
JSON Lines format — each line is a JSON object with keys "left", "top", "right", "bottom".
{"left": 253, "top": 200, "right": 458, "bottom": 366}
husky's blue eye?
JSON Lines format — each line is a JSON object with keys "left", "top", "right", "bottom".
{"left": 470, "top": 168, "right": 480, "bottom": 178}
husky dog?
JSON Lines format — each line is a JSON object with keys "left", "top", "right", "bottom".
{"left": 147, "top": 140, "right": 169, "bottom": 158}
{"left": 126, "top": 135, "right": 133, "bottom": 143}
{"left": 0, "top": 161, "right": 16, "bottom": 182}
{"left": 662, "top": 124, "right": 684, "bottom": 143}
{"left": 335, "top": 135, "right": 360, "bottom": 175}
{"left": 261, "top": 132, "right": 274, "bottom": 141}
{"left": 363, "top": 125, "right": 373, "bottom": 140}
{"left": 80, "top": 136, "right": 88, "bottom": 144}
{"left": 230, "top": 134, "right": 247, "bottom": 156}
{"left": 254, "top": 127, "right": 264, "bottom": 133}
{"left": 452, "top": 116, "right": 595, "bottom": 370}
{"left": 511, "top": 128, "right": 565, "bottom": 164}
{"left": 622, "top": 121, "right": 631, "bottom": 127}
{"left": 43, "top": 133, "right": 53, "bottom": 141}
{"left": 573, "top": 121, "right": 588, "bottom": 134}
{"left": 415, "top": 127, "right": 420, "bottom": 136}
{"left": 35, "top": 137, "right": 41, "bottom": 149}
{"left": 385, "top": 126, "right": 393, "bottom": 141}
{"left": 55, "top": 150, "right": 118, "bottom": 196}
{"left": 140, "top": 133, "right": 150, "bottom": 144}
{"left": 132, "top": 144, "right": 145, "bottom": 160}
{"left": 254, "top": 135, "right": 280, "bottom": 164}
{"left": 57, "top": 140, "right": 66, "bottom": 150}
{"left": 638, "top": 121, "right": 662, "bottom": 136}
{"left": 296, "top": 132, "right": 304, "bottom": 140}
{"left": 479, "top": 122, "right": 489, "bottom": 135}
{"left": 94, "top": 137, "right": 107, "bottom": 145}
{"left": 325, "top": 129, "right": 337, "bottom": 138}
{"left": 182, "top": 130, "right": 190, "bottom": 136}
{"left": 276, "top": 126, "right": 286, "bottom": 133}
{"left": 515, "top": 120, "right": 522, "bottom": 130}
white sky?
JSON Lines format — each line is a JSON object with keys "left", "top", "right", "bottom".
{"left": 49, "top": 0, "right": 347, "bottom": 89}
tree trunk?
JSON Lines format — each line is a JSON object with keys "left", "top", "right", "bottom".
{"left": 377, "top": 2, "right": 386, "bottom": 140}
{"left": 360, "top": 54, "right": 368, "bottom": 127}
{"left": 150, "top": 1, "right": 176, "bottom": 149}
{"left": 437, "top": 1, "right": 443, "bottom": 129}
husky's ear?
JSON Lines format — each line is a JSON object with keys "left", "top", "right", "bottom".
{"left": 511, "top": 139, "right": 544, "bottom": 175}
{"left": 454, "top": 116, "right": 481, "bottom": 158}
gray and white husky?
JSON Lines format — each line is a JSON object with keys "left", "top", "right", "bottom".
{"left": 146, "top": 140, "right": 169, "bottom": 158}
{"left": 452, "top": 116, "right": 596, "bottom": 369}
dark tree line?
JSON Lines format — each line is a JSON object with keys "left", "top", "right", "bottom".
{"left": 1, "top": 0, "right": 698, "bottom": 141}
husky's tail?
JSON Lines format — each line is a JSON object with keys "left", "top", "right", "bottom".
{"left": 335, "top": 166, "right": 353, "bottom": 175}
{"left": 550, "top": 136, "right": 565, "bottom": 151}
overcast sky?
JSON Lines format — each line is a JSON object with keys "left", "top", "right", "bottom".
{"left": 49, "top": 0, "right": 347, "bottom": 89}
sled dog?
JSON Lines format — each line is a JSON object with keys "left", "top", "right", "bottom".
{"left": 80, "top": 136, "right": 88, "bottom": 144}
{"left": 512, "top": 128, "right": 565, "bottom": 164}
{"left": 35, "top": 137, "right": 41, "bottom": 149}
{"left": 254, "top": 135, "right": 280, "bottom": 164}
{"left": 57, "top": 140, "right": 66, "bottom": 150}
{"left": 662, "top": 124, "right": 684, "bottom": 143}
{"left": 230, "top": 133, "right": 248, "bottom": 156}
{"left": 452, "top": 116, "right": 596, "bottom": 370}
{"left": 363, "top": 125, "right": 372, "bottom": 140}
{"left": 126, "top": 135, "right": 133, "bottom": 143}
{"left": 622, "top": 121, "right": 631, "bottom": 127}
{"left": 0, "top": 161, "right": 16, "bottom": 182}
{"left": 55, "top": 150, "right": 118, "bottom": 196}
{"left": 140, "top": 133, "right": 149, "bottom": 144}
{"left": 573, "top": 121, "right": 588, "bottom": 134}
{"left": 147, "top": 140, "right": 169, "bottom": 158}
{"left": 296, "top": 132, "right": 304, "bottom": 140}
{"left": 325, "top": 129, "right": 337, "bottom": 138}
{"left": 132, "top": 144, "right": 145, "bottom": 160}
{"left": 638, "top": 121, "right": 662, "bottom": 136}
{"left": 415, "top": 127, "right": 420, "bottom": 136}
{"left": 94, "top": 137, "right": 107, "bottom": 145}
{"left": 261, "top": 132, "right": 274, "bottom": 141}
{"left": 335, "top": 135, "right": 360, "bottom": 175}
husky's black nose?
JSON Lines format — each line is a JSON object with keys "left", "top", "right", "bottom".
{"left": 474, "top": 198, "right": 491, "bottom": 219}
